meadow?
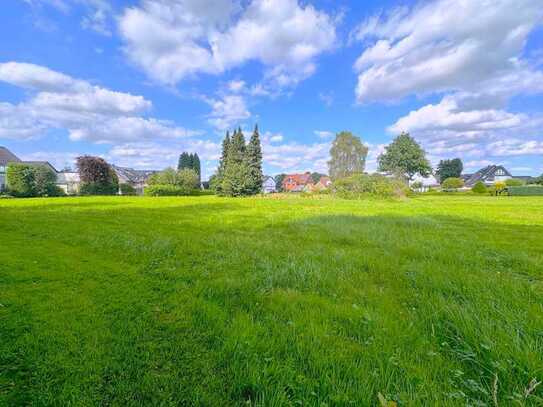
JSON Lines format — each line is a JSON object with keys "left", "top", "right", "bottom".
{"left": 1, "top": 195, "right": 542, "bottom": 406}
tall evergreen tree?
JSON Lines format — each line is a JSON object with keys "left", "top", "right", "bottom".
{"left": 192, "top": 153, "right": 201, "bottom": 183}
{"left": 178, "top": 152, "right": 191, "bottom": 170}
{"left": 246, "top": 124, "right": 263, "bottom": 194}
{"left": 214, "top": 131, "right": 231, "bottom": 194}
{"left": 228, "top": 128, "right": 246, "bottom": 165}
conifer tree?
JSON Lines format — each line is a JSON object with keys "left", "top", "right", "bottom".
{"left": 228, "top": 128, "right": 246, "bottom": 165}
{"left": 246, "top": 124, "right": 263, "bottom": 194}
{"left": 214, "top": 131, "right": 230, "bottom": 193}
{"left": 178, "top": 152, "right": 191, "bottom": 170}
{"left": 192, "top": 153, "right": 201, "bottom": 184}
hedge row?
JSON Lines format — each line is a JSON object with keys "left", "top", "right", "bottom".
{"left": 507, "top": 186, "right": 543, "bottom": 196}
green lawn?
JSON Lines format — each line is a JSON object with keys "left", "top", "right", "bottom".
{"left": 1, "top": 195, "right": 542, "bottom": 406}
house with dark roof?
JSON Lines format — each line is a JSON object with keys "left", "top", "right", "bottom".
{"left": 0, "top": 146, "right": 21, "bottom": 191}
{"left": 462, "top": 165, "right": 535, "bottom": 187}
{"left": 0, "top": 146, "right": 80, "bottom": 194}
{"left": 462, "top": 165, "right": 513, "bottom": 187}
{"left": 111, "top": 165, "right": 157, "bottom": 195}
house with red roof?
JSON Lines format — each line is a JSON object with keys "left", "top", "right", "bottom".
{"left": 282, "top": 173, "right": 313, "bottom": 192}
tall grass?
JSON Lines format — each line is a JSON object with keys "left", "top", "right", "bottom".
{"left": 1, "top": 195, "right": 542, "bottom": 405}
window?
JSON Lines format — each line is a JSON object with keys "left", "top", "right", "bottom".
{"left": 496, "top": 169, "right": 504, "bottom": 175}
{"left": 0, "top": 165, "right": 5, "bottom": 174}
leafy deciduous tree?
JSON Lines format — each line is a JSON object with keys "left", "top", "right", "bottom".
{"left": 378, "top": 132, "right": 431, "bottom": 181}
{"left": 436, "top": 158, "right": 463, "bottom": 183}
{"left": 327, "top": 131, "right": 368, "bottom": 181}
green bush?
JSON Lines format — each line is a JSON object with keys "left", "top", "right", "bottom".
{"left": 471, "top": 181, "right": 487, "bottom": 194}
{"left": 144, "top": 184, "right": 197, "bottom": 197}
{"left": 332, "top": 174, "right": 410, "bottom": 199}
{"left": 120, "top": 183, "right": 137, "bottom": 195}
{"left": 505, "top": 178, "right": 524, "bottom": 187}
{"left": 6, "top": 163, "right": 36, "bottom": 197}
{"left": 441, "top": 177, "right": 464, "bottom": 191}
{"left": 507, "top": 186, "right": 543, "bottom": 196}
{"left": 6, "top": 163, "right": 61, "bottom": 197}
{"left": 80, "top": 182, "right": 118, "bottom": 196}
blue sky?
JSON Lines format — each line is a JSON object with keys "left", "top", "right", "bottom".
{"left": 1, "top": 0, "right": 542, "bottom": 179}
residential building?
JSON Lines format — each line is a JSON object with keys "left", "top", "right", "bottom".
{"left": 282, "top": 173, "right": 313, "bottom": 192}
{"left": 262, "top": 176, "right": 277, "bottom": 193}
{"left": 315, "top": 176, "right": 332, "bottom": 190}
{"left": 112, "top": 165, "right": 157, "bottom": 195}
{"left": 409, "top": 174, "right": 440, "bottom": 192}
{"left": 462, "top": 165, "right": 535, "bottom": 187}
{"left": 56, "top": 171, "right": 80, "bottom": 195}
{"left": 0, "top": 146, "right": 21, "bottom": 192}
{"left": 462, "top": 165, "right": 512, "bottom": 187}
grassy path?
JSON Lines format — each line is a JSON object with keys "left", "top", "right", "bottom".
{"left": 1, "top": 195, "right": 542, "bottom": 405}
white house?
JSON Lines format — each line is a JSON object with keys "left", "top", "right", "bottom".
{"left": 56, "top": 171, "right": 80, "bottom": 195}
{"left": 262, "top": 176, "right": 277, "bottom": 193}
{"left": 409, "top": 174, "right": 440, "bottom": 192}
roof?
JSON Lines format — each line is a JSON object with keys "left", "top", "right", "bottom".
{"left": 21, "top": 161, "right": 58, "bottom": 173}
{"left": 283, "top": 173, "right": 312, "bottom": 185}
{"left": 263, "top": 176, "right": 276, "bottom": 184}
{"left": 464, "top": 165, "right": 512, "bottom": 186}
{"left": 317, "top": 176, "right": 331, "bottom": 185}
{"left": 112, "top": 165, "right": 157, "bottom": 183}
{"left": 0, "top": 147, "right": 21, "bottom": 165}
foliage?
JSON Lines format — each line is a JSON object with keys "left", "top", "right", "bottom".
{"left": 411, "top": 181, "right": 423, "bottom": 191}
{"left": 79, "top": 182, "right": 118, "bottom": 196}
{"left": 507, "top": 185, "right": 543, "bottom": 196}
{"left": 213, "top": 127, "right": 264, "bottom": 197}
{"left": 274, "top": 174, "right": 286, "bottom": 192}
{"left": 441, "top": 177, "right": 464, "bottom": 191}
{"left": 327, "top": 131, "right": 368, "bottom": 180}
{"left": 147, "top": 168, "right": 199, "bottom": 196}
{"left": 6, "top": 163, "right": 61, "bottom": 197}
{"left": 144, "top": 184, "right": 195, "bottom": 196}
{"left": 6, "top": 163, "right": 38, "bottom": 197}
{"left": 246, "top": 125, "right": 264, "bottom": 194}
{"left": 471, "top": 181, "right": 487, "bottom": 194}
{"left": 2, "top": 195, "right": 543, "bottom": 405}
{"left": 76, "top": 156, "right": 118, "bottom": 195}
{"left": 310, "top": 172, "right": 326, "bottom": 184}
{"left": 176, "top": 169, "right": 200, "bottom": 193}
{"left": 220, "top": 162, "right": 253, "bottom": 197}
{"left": 378, "top": 132, "right": 431, "bottom": 181}
{"left": 120, "top": 183, "right": 137, "bottom": 195}
{"left": 436, "top": 158, "right": 463, "bottom": 183}
{"left": 178, "top": 152, "right": 201, "bottom": 184}
{"left": 505, "top": 178, "right": 524, "bottom": 187}
{"left": 332, "top": 173, "right": 410, "bottom": 199}
{"left": 34, "top": 165, "right": 61, "bottom": 196}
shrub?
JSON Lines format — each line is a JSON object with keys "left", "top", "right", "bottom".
{"left": 120, "top": 183, "right": 137, "bottom": 195}
{"left": 148, "top": 168, "right": 199, "bottom": 195}
{"left": 6, "top": 163, "right": 37, "bottom": 197}
{"left": 80, "top": 182, "right": 118, "bottom": 196}
{"left": 505, "top": 178, "right": 524, "bottom": 187}
{"left": 144, "top": 184, "right": 196, "bottom": 197}
{"left": 507, "top": 186, "right": 543, "bottom": 196}
{"left": 33, "top": 165, "right": 59, "bottom": 196}
{"left": 441, "top": 177, "right": 464, "bottom": 191}
{"left": 332, "top": 174, "right": 410, "bottom": 199}
{"left": 471, "top": 181, "right": 487, "bottom": 194}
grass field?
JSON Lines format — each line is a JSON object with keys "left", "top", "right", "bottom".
{"left": 1, "top": 195, "right": 542, "bottom": 406}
